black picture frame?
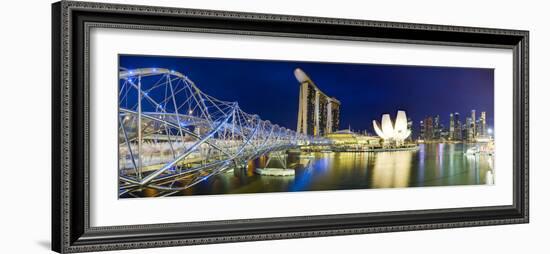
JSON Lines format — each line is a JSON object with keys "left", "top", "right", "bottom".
{"left": 51, "top": 1, "right": 529, "bottom": 253}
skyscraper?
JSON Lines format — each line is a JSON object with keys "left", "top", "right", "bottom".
{"left": 328, "top": 99, "right": 340, "bottom": 135}
{"left": 295, "top": 68, "right": 341, "bottom": 136}
{"left": 471, "top": 109, "right": 476, "bottom": 138}
{"left": 434, "top": 115, "right": 441, "bottom": 139}
{"left": 480, "top": 111, "right": 487, "bottom": 137}
{"left": 461, "top": 122, "right": 468, "bottom": 141}
{"left": 475, "top": 119, "right": 481, "bottom": 137}
{"left": 449, "top": 113, "right": 455, "bottom": 140}
{"left": 423, "top": 116, "right": 434, "bottom": 140}
{"left": 420, "top": 120, "right": 425, "bottom": 140}
{"left": 453, "top": 112, "right": 462, "bottom": 140}
{"left": 466, "top": 117, "right": 474, "bottom": 141}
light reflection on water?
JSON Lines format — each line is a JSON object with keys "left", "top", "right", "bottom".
{"left": 371, "top": 151, "right": 412, "bottom": 188}
{"left": 147, "top": 143, "right": 494, "bottom": 197}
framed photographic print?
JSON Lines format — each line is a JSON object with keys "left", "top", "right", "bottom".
{"left": 52, "top": 1, "right": 529, "bottom": 253}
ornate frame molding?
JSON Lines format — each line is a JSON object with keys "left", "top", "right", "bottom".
{"left": 52, "top": 1, "right": 529, "bottom": 253}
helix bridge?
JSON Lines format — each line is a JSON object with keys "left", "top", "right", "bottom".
{"left": 118, "top": 68, "right": 323, "bottom": 197}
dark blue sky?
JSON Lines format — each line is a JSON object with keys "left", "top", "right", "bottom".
{"left": 120, "top": 55, "right": 494, "bottom": 135}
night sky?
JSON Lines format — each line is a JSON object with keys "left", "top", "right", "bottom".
{"left": 119, "top": 55, "right": 494, "bottom": 136}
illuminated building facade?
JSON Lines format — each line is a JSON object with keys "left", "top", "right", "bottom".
{"left": 325, "top": 129, "right": 381, "bottom": 148}
{"left": 441, "top": 110, "right": 491, "bottom": 142}
{"left": 407, "top": 118, "right": 414, "bottom": 142}
{"left": 471, "top": 109, "right": 477, "bottom": 138}
{"left": 433, "top": 115, "right": 443, "bottom": 139}
{"left": 466, "top": 117, "right": 474, "bottom": 141}
{"left": 373, "top": 110, "right": 412, "bottom": 145}
{"left": 453, "top": 112, "right": 462, "bottom": 140}
{"left": 421, "top": 116, "right": 434, "bottom": 140}
{"left": 449, "top": 113, "right": 455, "bottom": 140}
{"left": 295, "top": 68, "right": 341, "bottom": 136}
{"left": 480, "top": 111, "right": 487, "bottom": 136}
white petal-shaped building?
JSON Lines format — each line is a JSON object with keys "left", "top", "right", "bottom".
{"left": 373, "top": 110, "right": 411, "bottom": 144}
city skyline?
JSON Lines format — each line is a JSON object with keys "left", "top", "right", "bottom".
{"left": 419, "top": 109, "right": 491, "bottom": 141}
{"left": 118, "top": 55, "right": 496, "bottom": 198}
{"left": 119, "top": 55, "right": 494, "bottom": 136}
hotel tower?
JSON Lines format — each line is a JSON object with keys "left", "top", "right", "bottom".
{"left": 295, "top": 68, "right": 341, "bottom": 136}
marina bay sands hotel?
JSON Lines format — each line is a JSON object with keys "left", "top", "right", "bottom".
{"left": 295, "top": 68, "right": 341, "bottom": 136}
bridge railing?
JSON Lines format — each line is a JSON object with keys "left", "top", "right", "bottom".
{"left": 118, "top": 68, "right": 316, "bottom": 197}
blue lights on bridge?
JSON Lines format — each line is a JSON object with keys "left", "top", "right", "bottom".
{"left": 118, "top": 68, "right": 321, "bottom": 196}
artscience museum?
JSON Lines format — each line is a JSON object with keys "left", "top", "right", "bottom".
{"left": 373, "top": 110, "right": 412, "bottom": 146}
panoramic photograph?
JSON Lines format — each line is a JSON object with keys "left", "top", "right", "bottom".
{"left": 118, "top": 54, "right": 495, "bottom": 198}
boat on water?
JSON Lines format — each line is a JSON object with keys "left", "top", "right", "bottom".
{"left": 464, "top": 146, "right": 494, "bottom": 156}
{"left": 295, "top": 154, "right": 315, "bottom": 159}
{"left": 254, "top": 168, "right": 295, "bottom": 176}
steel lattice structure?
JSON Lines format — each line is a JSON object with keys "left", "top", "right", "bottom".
{"left": 118, "top": 68, "right": 320, "bottom": 197}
